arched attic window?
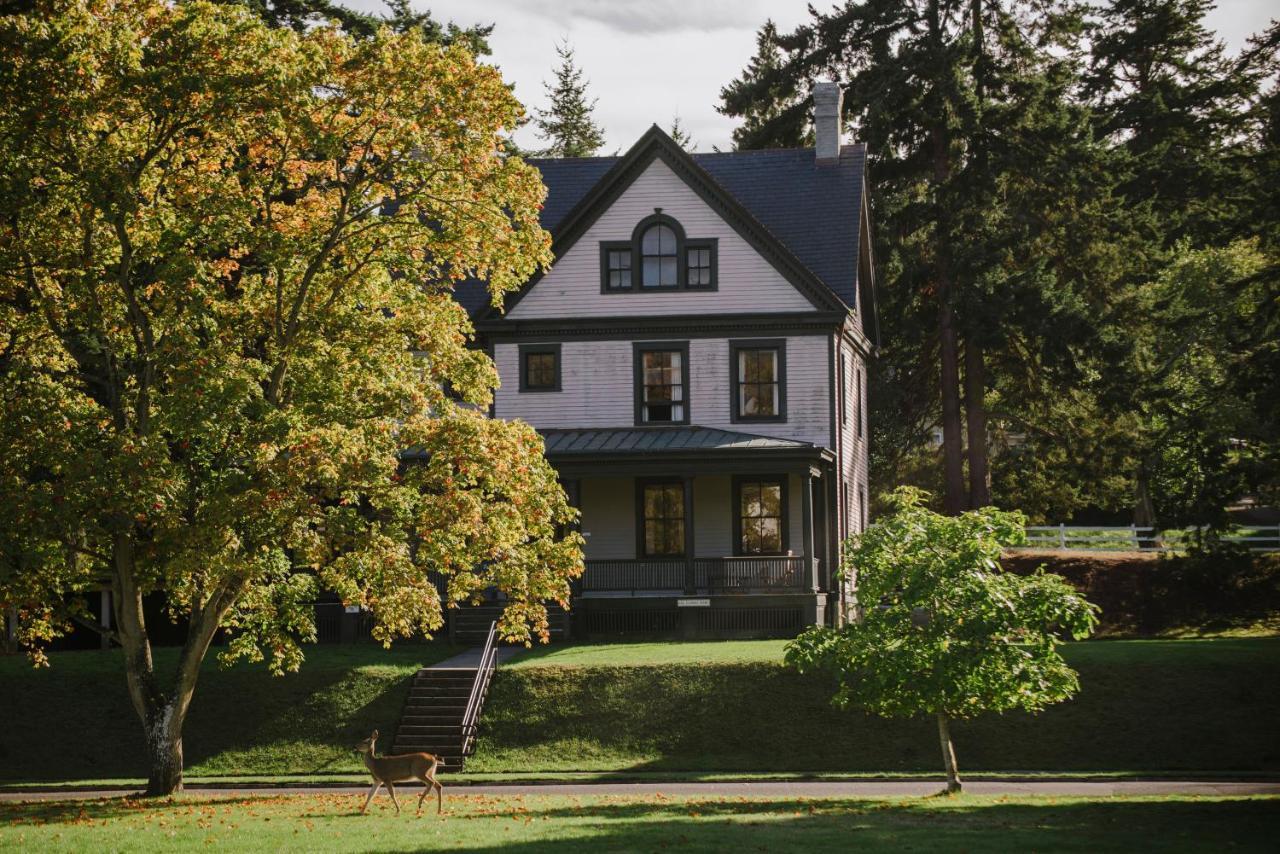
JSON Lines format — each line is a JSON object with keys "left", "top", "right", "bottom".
{"left": 599, "top": 212, "right": 717, "bottom": 293}
{"left": 640, "top": 219, "right": 679, "bottom": 287}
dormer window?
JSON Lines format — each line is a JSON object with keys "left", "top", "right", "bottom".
{"left": 599, "top": 213, "right": 716, "bottom": 293}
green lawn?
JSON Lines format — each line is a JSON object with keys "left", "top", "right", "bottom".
{"left": 1, "top": 792, "right": 1277, "bottom": 852}
{"left": 471, "top": 637, "right": 1280, "bottom": 775}
{"left": 505, "top": 638, "right": 788, "bottom": 668}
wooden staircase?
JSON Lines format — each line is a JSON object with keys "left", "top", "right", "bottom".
{"left": 390, "top": 667, "right": 475, "bottom": 770}
{"left": 391, "top": 621, "right": 499, "bottom": 773}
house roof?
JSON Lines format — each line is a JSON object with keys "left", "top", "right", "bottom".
{"left": 455, "top": 129, "right": 868, "bottom": 319}
{"left": 539, "top": 426, "right": 823, "bottom": 457}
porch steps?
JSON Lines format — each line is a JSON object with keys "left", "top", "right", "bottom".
{"left": 389, "top": 668, "right": 475, "bottom": 772}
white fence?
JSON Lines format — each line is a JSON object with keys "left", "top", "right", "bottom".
{"left": 1021, "top": 525, "right": 1280, "bottom": 553}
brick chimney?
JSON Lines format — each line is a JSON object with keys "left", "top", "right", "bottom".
{"left": 813, "top": 80, "right": 844, "bottom": 164}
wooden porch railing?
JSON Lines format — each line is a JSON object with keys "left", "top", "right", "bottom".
{"left": 582, "top": 556, "right": 809, "bottom": 594}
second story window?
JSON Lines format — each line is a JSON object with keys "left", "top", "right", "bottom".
{"left": 634, "top": 343, "right": 689, "bottom": 424}
{"left": 686, "top": 243, "right": 714, "bottom": 287}
{"left": 519, "top": 344, "right": 560, "bottom": 392}
{"left": 731, "top": 339, "right": 785, "bottom": 423}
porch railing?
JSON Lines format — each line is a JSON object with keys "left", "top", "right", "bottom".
{"left": 582, "top": 556, "right": 809, "bottom": 594}
{"left": 581, "top": 559, "right": 686, "bottom": 592}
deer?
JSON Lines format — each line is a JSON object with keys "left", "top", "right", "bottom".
{"left": 353, "top": 729, "right": 445, "bottom": 815}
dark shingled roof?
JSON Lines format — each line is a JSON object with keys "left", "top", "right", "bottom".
{"left": 454, "top": 143, "right": 866, "bottom": 317}
{"left": 540, "top": 426, "right": 820, "bottom": 457}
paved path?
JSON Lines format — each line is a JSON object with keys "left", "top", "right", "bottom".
{"left": 427, "top": 646, "right": 522, "bottom": 669}
{"left": 4, "top": 780, "right": 1278, "bottom": 802}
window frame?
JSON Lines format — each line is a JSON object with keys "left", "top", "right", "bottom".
{"left": 856, "top": 365, "right": 865, "bottom": 439}
{"left": 683, "top": 238, "right": 718, "bottom": 290}
{"left": 636, "top": 478, "right": 687, "bottom": 558}
{"left": 518, "top": 343, "right": 561, "bottom": 393}
{"left": 633, "top": 341, "right": 691, "bottom": 426}
{"left": 597, "top": 215, "right": 717, "bottom": 293}
{"left": 732, "top": 475, "right": 790, "bottom": 557}
{"left": 599, "top": 240, "right": 635, "bottom": 292}
{"left": 729, "top": 338, "right": 787, "bottom": 424}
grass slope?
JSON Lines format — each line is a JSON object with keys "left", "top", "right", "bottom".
{"left": 471, "top": 638, "right": 1280, "bottom": 774}
{"left": 2, "top": 792, "right": 1278, "bottom": 852}
{"left": 4, "top": 638, "right": 1278, "bottom": 782}
{"left": 0, "top": 643, "right": 460, "bottom": 782}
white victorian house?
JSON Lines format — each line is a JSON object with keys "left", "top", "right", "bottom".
{"left": 459, "top": 83, "right": 877, "bottom": 639}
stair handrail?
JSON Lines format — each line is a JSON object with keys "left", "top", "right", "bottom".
{"left": 459, "top": 619, "right": 498, "bottom": 756}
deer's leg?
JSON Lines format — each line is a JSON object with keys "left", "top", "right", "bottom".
{"left": 386, "top": 781, "right": 401, "bottom": 814}
{"left": 362, "top": 781, "right": 381, "bottom": 814}
{"left": 435, "top": 776, "right": 443, "bottom": 814}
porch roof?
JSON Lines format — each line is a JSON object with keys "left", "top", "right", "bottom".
{"left": 539, "top": 426, "right": 832, "bottom": 477}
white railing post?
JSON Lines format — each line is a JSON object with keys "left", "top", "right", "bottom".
{"left": 1059, "top": 523, "right": 1066, "bottom": 549}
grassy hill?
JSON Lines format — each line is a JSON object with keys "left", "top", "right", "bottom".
{"left": 4, "top": 637, "right": 1276, "bottom": 783}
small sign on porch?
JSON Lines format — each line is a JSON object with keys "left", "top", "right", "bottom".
{"left": 344, "top": 605, "right": 362, "bottom": 614}
{"left": 677, "top": 598, "right": 711, "bottom": 608}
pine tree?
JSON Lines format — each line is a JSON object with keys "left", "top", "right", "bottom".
{"left": 720, "top": 1, "right": 1125, "bottom": 517}
{"left": 534, "top": 41, "right": 606, "bottom": 158}
{"left": 669, "top": 115, "right": 695, "bottom": 150}
{"left": 1083, "top": 0, "right": 1271, "bottom": 248}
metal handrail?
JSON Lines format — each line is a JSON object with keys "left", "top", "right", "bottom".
{"left": 459, "top": 620, "right": 498, "bottom": 756}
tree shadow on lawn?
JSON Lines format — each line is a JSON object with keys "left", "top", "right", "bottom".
{"left": 3, "top": 793, "right": 1277, "bottom": 853}
{"left": 1, "top": 644, "right": 458, "bottom": 782}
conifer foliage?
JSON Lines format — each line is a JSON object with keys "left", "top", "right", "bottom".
{"left": 534, "top": 40, "right": 606, "bottom": 158}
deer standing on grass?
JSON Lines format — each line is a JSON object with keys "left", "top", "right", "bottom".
{"left": 354, "top": 729, "right": 445, "bottom": 815}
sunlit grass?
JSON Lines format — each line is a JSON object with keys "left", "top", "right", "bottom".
{"left": 1, "top": 792, "right": 1276, "bottom": 852}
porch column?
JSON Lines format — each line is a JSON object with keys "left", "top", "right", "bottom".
{"left": 682, "top": 476, "right": 696, "bottom": 595}
{"left": 802, "top": 471, "right": 818, "bottom": 593}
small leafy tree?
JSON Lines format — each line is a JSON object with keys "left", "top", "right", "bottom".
{"left": 787, "top": 487, "right": 1097, "bottom": 793}
{"left": 533, "top": 40, "right": 606, "bottom": 158}
{"left": 0, "top": 0, "right": 581, "bottom": 796}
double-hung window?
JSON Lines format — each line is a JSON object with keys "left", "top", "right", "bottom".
{"left": 730, "top": 339, "right": 785, "bottom": 422}
{"left": 602, "top": 243, "right": 632, "bottom": 291}
{"left": 634, "top": 343, "right": 689, "bottom": 424}
{"left": 640, "top": 222, "right": 678, "bottom": 287}
{"left": 640, "top": 480, "right": 685, "bottom": 557}
{"left": 734, "top": 477, "right": 787, "bottom": 555}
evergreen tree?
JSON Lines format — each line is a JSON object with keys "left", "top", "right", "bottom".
{"left": 534, "top": 41, "right": 606, "bottom": 157}
{"left": 1083, "top": 0, "right": 1270, "bottom": 248}
{"left": 721, "top": 1, "right": 1116, "bottom": 517}
{"left": 718, "top": 20, "right": 802, "bottom": 150}
{"left": 669, "top": 115, "right": 695, "bottom": 149}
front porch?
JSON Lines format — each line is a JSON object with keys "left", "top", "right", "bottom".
{"left": 545, "top": 426, "right": 841, "bottom": 638}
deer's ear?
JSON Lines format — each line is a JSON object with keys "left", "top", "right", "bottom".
{"left": 372, "top": 729, "right": 379, "bottom": 738}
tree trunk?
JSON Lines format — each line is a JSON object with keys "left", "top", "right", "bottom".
{"left": 1133, "top": 467, "right": 1160, "bottom": 549}
{"left": 964, "top": 340, "right": 991, "bottom": 508}
{"left": 939, "top": 300, "right": 966, "bottom": 515}
{"left": 936, "top": 711, "right": 962, "bottom": 793}
{"left": 145, "top": 704, "right": 185, "bottom": 795}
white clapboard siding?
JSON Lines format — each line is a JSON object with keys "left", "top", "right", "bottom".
{"left": 494, "top": 335, "right": 831, "bottom": 448}
{"left": 694, "top": 476, "right": 732, "bottom": 557}
{"left": 579, "top": 477, "right": 635, "bottom": 560}
{"left": 507, "top": 158, "right": 816, "bottom": 319}
{"left": 835, "top": 342, "right": 870, "bottom": 540}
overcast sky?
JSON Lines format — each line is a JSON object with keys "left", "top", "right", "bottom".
{"left": 343, "top": 0, "right": 1276, "bottom": 153}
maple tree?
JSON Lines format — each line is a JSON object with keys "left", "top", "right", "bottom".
{"left": 0, "top": 0, "right": 582, "bottom": 795}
